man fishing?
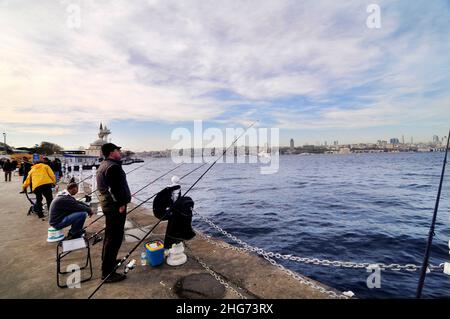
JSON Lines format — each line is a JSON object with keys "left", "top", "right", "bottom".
{"left": 49, "top": 182, "right": 94, "bottom": 240}
{"left": 96, "top": 143, "right": 131, "bottom": 283}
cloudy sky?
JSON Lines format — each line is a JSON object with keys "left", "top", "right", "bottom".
{"left": 1, "top": 0, "right": 449, "bottom": 151}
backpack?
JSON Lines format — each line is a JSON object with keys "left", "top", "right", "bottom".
{"left": 153, "top": 185, "right": 181, "bottom": 220}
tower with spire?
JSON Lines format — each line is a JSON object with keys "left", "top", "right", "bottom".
{"left": 85, "top": 123, "right": 112, "bottom": 157}
{"left": 98, "top": 122, "right": 111, "bottom": 143}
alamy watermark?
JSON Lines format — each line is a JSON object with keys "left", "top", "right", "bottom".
{"left": 66, "top": 263, "right": 81, "bottom": 288}
{"left": 60, "top": 1, "right": 82, "bottom": 29}
{"left": 170, "top": 121, "right": 280, "bottom": 174}
{"left": 366, "top": 264, "right": 382, "bottom": 289}
{"left": 366, "top": 4, "right": 381, "bottom": 29}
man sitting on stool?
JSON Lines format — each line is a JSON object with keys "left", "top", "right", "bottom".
{"left": 49, "top": 183, "right": 94, "bottom": 240}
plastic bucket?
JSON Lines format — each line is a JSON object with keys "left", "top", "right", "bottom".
{"left": 47, "top": 227, "right": 64, "bottom": 242}
{"left": 145, "top": 240, "right": 165, "bottom": 267}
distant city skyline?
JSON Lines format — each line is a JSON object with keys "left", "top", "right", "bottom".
{"left": 1, "top": 1, "right": 450, "bottom": 151}
{"left": 1, "top": 122, "right": 448, "bottom": 152}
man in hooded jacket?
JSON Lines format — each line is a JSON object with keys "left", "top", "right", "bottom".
{"left": 22, "top": 161, "right": 56, "bottom": 218}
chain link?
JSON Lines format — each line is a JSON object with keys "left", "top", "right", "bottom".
{"left": 193, "top": 221, "right": 349, "bottom": 298}
{"left": 193, "top": 212, "right": 445, "bottom": 274}
{"left": 184, "top": 244, "right": 246, "bottom": 299}
{"left": 195, "top": 229, "right": 347, "bottom": 299}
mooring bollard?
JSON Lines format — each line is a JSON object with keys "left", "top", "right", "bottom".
{"left": 78, "top": 166, "right": 84, "bottom": 194}
{"left": 90, "top": 167, "right": 98, "bottom": 203}
{"left": 63, "top": 163, "right": 68, "bottom": 182}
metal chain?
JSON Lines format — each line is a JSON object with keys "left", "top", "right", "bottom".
{"left": 193, "top": 212, "right": 445, "bottom": 273}
{"left": 184, "top": 244, "right": 247, "bottom": 299}
{"left": 194, "top": 230, "right": 347, "bottom": 299}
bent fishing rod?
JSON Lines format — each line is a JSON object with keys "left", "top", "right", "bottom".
{"left": 416, "top": 130, "right": 450, "bottom": 298}
{"left": 88, "top": 120, "right": 257, "bottom": 299}
{"left": 87, "top": 161, "right": 208, "bottom": 242}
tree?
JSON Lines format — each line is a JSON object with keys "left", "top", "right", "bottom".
{"left": 0, "top": 142, "right": 13, "bottom": 154}
{"left": 35, "top": 141, "right": 63, "bottom": 155}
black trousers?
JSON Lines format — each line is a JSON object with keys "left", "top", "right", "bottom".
{"left": 22, "top": 174, "right": 32, "bottom": 191}
{"left": 4, "top": 171, "right": 11, "bottom": 181}
{"left": 101, "top": 205, "right": 126, "bottom": 276}
{"left": 33, "top": 184, "right": 53, "bottom": 215}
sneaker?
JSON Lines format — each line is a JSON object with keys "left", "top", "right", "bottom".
{"left": 102, "top": 272, "right": 126, "bottom": 283}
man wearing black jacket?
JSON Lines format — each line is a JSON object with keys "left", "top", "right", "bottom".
{"left": 49, "top": 183, "right": 93, "bottom": 239}
{"left": 20, "top": 157, "right": 32, "bottom": 193}
{"left": 97, "top": 143, "right": 131, "bottom": 283}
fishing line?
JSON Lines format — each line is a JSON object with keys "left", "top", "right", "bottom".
{"left": 87, "top": 120, "right": 258, "bottom": 299}
{"left": 416, "top": 130, "right": 450, "bottom": 298}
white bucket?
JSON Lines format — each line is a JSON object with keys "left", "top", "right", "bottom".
{"left": 47, "top": 227, "right": 64, "bottom": 242}
{"left": 166, "top": 242, "right": 187, "bottom": 266}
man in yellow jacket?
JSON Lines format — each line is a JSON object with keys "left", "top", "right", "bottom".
{"left": 23, "top": 161, "right": 56, "bottom": 218}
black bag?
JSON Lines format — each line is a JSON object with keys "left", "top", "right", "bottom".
{"left": 153, "top": 185, "right": 181, "bottom": 220}
{"left": 164, "top": 196, "right": 196, "bottom": 249}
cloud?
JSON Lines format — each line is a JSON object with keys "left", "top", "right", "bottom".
{"left": 0, "top": 0, "right": 449, "bottom": 143}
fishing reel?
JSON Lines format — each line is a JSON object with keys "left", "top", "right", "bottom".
{"left": 91, "top": 234, "right": 103, "bottom": 246}
{"left": 124, "top": 259, "right": 136, "bottom": 274}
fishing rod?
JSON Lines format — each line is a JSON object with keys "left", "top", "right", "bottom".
{"left": 24, "top": 161, "right": 152, "bottom": 208}
{"left": 87, "top": 121, "right": 258, "bottom": 299}
{"left": 131, "top": 162, "right": 208, "bottom": 203}
{"left": 88, "top": 162, "right": 208, "bottom": 242}
{"left": 80, "top": 162, "right": 185, "bottom": 235}
{"left": 416, "top": 130, "right": 450, "bottom": 298}
{"left": 58, "top": 162, "right": 188, "bottom": 259}
{"left": 79, "top": 160, "right": 153, "bottom": 198}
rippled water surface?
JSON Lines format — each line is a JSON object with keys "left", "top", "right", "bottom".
{"left": 126, "top": 152, "right": 450, "bottom": 298}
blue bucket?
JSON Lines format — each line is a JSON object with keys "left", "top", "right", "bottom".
{"left": 145, "top": 241, "right": 165, "bottom": 267}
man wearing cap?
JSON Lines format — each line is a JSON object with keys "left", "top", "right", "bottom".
{"left": 97, "top": 143, "right": 131, "bottom": 283}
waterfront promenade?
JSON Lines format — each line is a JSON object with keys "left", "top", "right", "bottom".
{"left": 0, "top": 174, "right": 338, "bottom": 299}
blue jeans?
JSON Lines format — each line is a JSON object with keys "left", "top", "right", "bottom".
{"left": 54, "top": 211, "right": 87, "bottom": 237}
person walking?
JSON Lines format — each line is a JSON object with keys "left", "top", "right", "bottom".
{"left": 51, "top": 158, "right": 63, "bottom": 183}
{"left": 3, "top": 159, "right": 13, "bottom": 182}
{"left": 96, "top": 143, "right": 131, "bottom": 283}
{"left": 22, "top": 161, "right": 56, "bottom": 218}
{"left": 20, "top": 157, "right": 33, "bottom": 193}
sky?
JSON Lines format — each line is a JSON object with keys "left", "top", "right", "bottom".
{"left": 1, "top": 0, "right": 449, "bottom": 151}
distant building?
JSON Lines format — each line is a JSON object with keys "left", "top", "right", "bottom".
{"left": 333, "top": 141, "right": 339, "bottom": 146}
{"left": 433, "top": 135, "right": 440, "bottom": 144}
{"left": 85, "top": 123, "right": 111, "bottom": 157}
{"left": 290, "top": 138, "right": 294, "bottom": 150}
{"left": 390, "top": 138, "right": 400, "bottom": 145}
{"left": 58, "top": 123, "right": 110, "bottom": 167}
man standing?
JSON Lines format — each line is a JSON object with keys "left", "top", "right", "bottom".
{"left": 22, "top": 160, "right": 56, "bottom": 218}
{"left": 3, "top": 159, "right": 13, "bottom": 182}
{"left": 97, "top": 143, "right": 131, "bottom": 283}
{"left": 20, "top": 157, "right": 33, "bottom": 193}
{"left": 49, "top": 182, "right": 94, "bottom": 239}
